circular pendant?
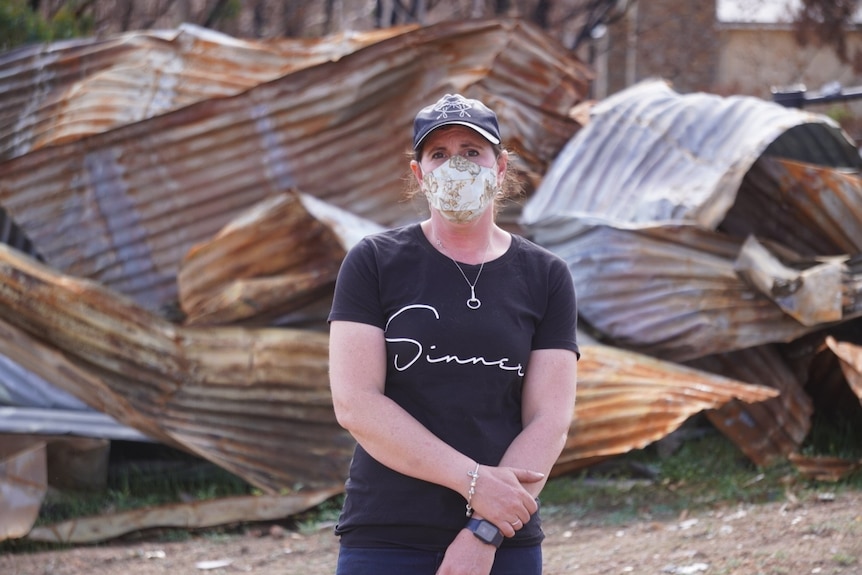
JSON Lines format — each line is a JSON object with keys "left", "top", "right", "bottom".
{"left": 467, "top": 297, "right": 481, "bottom": 310}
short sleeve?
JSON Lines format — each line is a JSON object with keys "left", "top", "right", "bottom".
{"left": 328, "top": 238, "right": 386, "bottom": 330}
{"left": 532, "top": 257, "right": 579, "bottom": 358}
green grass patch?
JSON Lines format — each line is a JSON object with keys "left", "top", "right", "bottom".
{"left": 541, "top": 428, "right": 862, "bottom": 526}
{"left": 36, "top": 450, "right": 255, "bottom": 526}
{"left": 0, "top": 444, "right": 257, "bottom": 553}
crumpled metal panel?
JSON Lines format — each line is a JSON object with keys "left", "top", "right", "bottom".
{"left": 532, "top": 222, "right": 818, "bottom": 362}
{"left": 178, "top": 189, "right": 384, "bottom": 326}
{"left": 723, "top": 157, "right": 862, "bottom": 257}
{"left": 25, "top": 487, "right": 344, "bottom": 544}
{"left": 787, "top": 452, "right": 862, "bottom": 482}
{"left": 521, "top": 80, "right": 862, "bottom": 362}
{"left": 0, "top": 252, "right": 354, "bottom": 493}
{"left": 0, "top": 23, "right": 405, "bottom": 162}
{"left": 0, "top": 354, "right": 88, "bottom": 409}
{"left": 689, "top": 345, "right": 813, "bottom": 466}
{"left": 0, "top": 18, "right": 591, "bottom": 314}
{"left": 0, "top": 407, "right": 151, "bottom": 441}
{"left": 522, "top": 79, "right": 861, "bottom": 232}
{"left": 555, "top": 343, "right": 778, "bottom": 475}
{"left": 520, "top": 79, "right": 862, "bottom": 468}
{"left": 732, "top": 236, "right": 848, "bottom": 327}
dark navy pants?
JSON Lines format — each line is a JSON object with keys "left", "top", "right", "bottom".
{"left": 335, "top": 544, "right": 542, "bottom": 574}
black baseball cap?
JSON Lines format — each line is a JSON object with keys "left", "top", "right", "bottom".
{"left": 413, "top": 93, "right": 501, "bottom": 150}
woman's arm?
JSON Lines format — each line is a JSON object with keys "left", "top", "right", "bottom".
{"left": 499, "top": 347, "right": 578, "bottom": 497}
{"left": 464, "top": 347, "right": 578, "bottom": 523}
{"left": 329, "top": 320, "right": 542, "bottom": 530}
{"left": 437, "top": 347, "right": 577, "bottom": 575}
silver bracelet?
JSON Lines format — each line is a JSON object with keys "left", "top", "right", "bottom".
{"left": 465, "top": 462, "right": 480, "bottom": 517}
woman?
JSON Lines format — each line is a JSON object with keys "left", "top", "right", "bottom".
{"left": 328, "top": 93, "right": 579, "bottom": 575}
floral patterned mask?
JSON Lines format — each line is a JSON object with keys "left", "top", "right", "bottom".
{"left": 421, "top": 155, "right": 498, "bottom": 223}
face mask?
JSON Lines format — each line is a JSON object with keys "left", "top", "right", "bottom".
{"left": 421, "top": 155, "right": 499, "bottom": 223}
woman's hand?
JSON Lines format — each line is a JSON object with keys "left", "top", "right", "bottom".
{"left": 468, "top": 465, "right": 543, "bottom": 537}
{"left": 436, "top": 528, "right": 496, "bottom": 575}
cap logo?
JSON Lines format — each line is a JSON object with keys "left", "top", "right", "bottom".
{"left": 433, "top": 94, "right": 477, "bottom": 120}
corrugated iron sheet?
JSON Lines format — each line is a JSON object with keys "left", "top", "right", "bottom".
{"left": 0, "top": 407, "right": 151, "bottom": 441}
{"left": 787, "top": 452, "right": 862, "bottom": 482}
{"left": 0, "top": 23, "right": 407, "bottom": 162}
{"left": 521, "top": 80, "right": 862, "bottom": 359}
{"left": 520, "top": 79, "right": 862, "bottom": 469}
{"left": 522, "top": 79, "right": 861, "bottom": 231}
{"left": 177, "top": 190, "right": 384, "bottom": 326}
{"left": 823, "top": 336, "right": 862, "bottom": 405}
{"left": 0, "top": 354, "right": 88, "bottom": 409}
{"left": 556, "top": 343, "right": 778, "bottom": 475}
{"left": 689, "top": 345, "right": 813, "bottom": 466}
{"left": 533, "top": 222, "right": 817, "bottom": 361}
{"left": 0, "top": 18, "right": 592, "bottom": 314}
{"left": 521, "top": 81, "right": 862, "bottom": 362}
{"left": 25, "top": 487, "right": 344, "bottom": 544}
{"left": 0, "top": 243, "right": 354, "bottom": 493}
{"left": 724, "top": 157, "right": 862, "bottom": 257}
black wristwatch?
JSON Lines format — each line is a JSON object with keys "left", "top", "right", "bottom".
{"left": 466, "top": 517, "right": 504, "bottom": 548}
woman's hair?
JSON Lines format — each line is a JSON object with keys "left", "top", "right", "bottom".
{"left": 404, "top": 143, "right": 525, "bottom": 213}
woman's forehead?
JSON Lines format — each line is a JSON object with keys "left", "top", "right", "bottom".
{"left": 422, "top": 125, "right": 492, "bottom": 150}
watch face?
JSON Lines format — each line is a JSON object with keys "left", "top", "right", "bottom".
{"left": 468, "top": 519, "right": 502, "bottom": 547}
{"left": 477, "top": 522, "right": 497, "bottom": 540}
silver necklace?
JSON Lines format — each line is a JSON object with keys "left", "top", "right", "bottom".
{"left": 436, "top": 237, "right": 490, "bottom": 310}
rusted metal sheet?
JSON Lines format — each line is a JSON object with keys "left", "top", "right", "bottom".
{"left": 725, "top": 157, "right": 862, "bottom": 257}
{"left": 787, "top": 452, "right": 862, "bottom": 482}
{"left": 0, "top": 23, "right": 406, "bottom": 162}
{"left": 0, "top": 407, "right": 149, "bottom": 441}
{"left": 733, "top": 236, "right": 845, "bottom": 326}
{"left": 523, "top": 79, "right": 861, "bottom": 233}
{"left": 0, "top": 243, "right": 354, "bottom": 494}
{"left": 554, "top": 343, "right": 778, "bottom": 476}
{"left": 688, "top": 345, "right": 814, "bottom": 466}
{"left": 547, "top": 228, "right": 824, "bottom": 468}
{"left": 532, "top": 222, "right": 820, "bottom": 362}
{"left": 521, "top": 78, "right": 862, "bottom": 468}
{"left": 522, "top": 83, "right": 862, "bottom": 362}
{"left": 0, "top": 18, "right": 591, "bottom": 315}
{"left": 178, "top": 189, "right": 383, "bottom": 326}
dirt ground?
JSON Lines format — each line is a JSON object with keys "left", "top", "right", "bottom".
{"left": 3, "top": 489, "right": 861, "bottom": 575}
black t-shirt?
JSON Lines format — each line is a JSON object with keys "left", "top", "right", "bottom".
{"left": 328, "top": 223, "right": 578, "bottom": 550}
